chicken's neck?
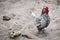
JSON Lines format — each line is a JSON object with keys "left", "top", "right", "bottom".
{"left": 41, "top": 13, "right": 48, "bottom": 16}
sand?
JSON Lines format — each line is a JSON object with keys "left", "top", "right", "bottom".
{"left": 0, "top": 0, "right": 60, "bottom": 40}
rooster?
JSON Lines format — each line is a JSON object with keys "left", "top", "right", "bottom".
{"left": 31, "top": 6, "right": 50, "bottom": 32}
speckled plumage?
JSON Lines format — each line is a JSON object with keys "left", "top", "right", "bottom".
{"left": 32, "top": 7, "right": 50, "bottom": 32}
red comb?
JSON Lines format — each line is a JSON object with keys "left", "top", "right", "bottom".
{"left": 45, "top": 6, "right": 48, "bottom": 9}
{"left": 45, "top": 6, "right": 49, "bottom": 14}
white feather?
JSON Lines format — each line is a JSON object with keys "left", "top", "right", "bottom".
{"left": 31, "top": 12, "right": 42, "bottom": 19}
{"left": 31, "top": 12, "right": 36, "bottom": 18}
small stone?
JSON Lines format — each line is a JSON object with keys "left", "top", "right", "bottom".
{"left": 3, "top": 16, "right": 11, "bottom": 21}
{"left": 9, "top": 28, "right": 12, "bottom": 30}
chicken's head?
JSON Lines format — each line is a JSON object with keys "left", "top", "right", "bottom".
{"left": 42, "top": 6, "right": 49, "bottom": 14}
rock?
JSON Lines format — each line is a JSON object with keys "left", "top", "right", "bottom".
{"left": 3, "top": 16, "right": 11, "bottom": 21}
{"left": 22, "top": 34, "right": 33, "bottom": 39}
{"left": 9, "top": 31, "right": 21, "bottom": 39}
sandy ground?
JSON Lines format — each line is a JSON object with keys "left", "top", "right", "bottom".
{"left": 0, "top": 0, "right": 60, "bottom": 40}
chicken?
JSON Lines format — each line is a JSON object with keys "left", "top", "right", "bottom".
{"left": 31, "top": 6, "right": 50, "bottom": 32}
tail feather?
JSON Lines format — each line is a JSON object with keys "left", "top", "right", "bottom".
{"left": 31, "top": 12, "right": 36, "bottom": 18}
{"left": 31, "top": 12, "right": 41, "bottom": 19}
